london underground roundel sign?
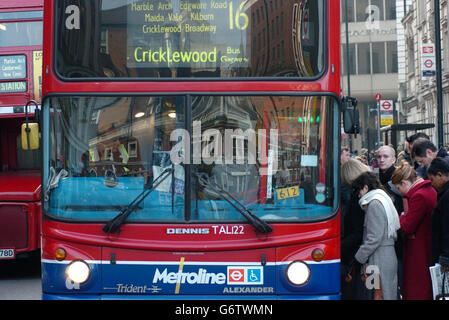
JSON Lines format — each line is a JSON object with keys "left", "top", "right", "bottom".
{"left": 380, "top": 100, "right": 393, "bottom": 112}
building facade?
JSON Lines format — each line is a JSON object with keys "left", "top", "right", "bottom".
{"left": 400, "top": 0, "right": 449, "bottom": 146}
{"left": 340, "top": 0, "right": 399, "bottom": 155}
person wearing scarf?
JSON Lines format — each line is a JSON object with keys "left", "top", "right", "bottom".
{"left": 392, "top": 161, "right": 437, "bottom": 300}
{"left": 377, "top": 146, "right": 404, "bottom": 272}
{"left": 351, "top": 172, "right": 400, "bottom": 300}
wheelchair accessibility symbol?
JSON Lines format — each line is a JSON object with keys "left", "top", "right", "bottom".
{"left": 227, "top": 266, "right": 263, "bottom": 285}
{"left": 248, "top": 269, "right": 261, "bottom": 283}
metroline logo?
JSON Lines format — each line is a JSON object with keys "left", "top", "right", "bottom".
{"left": 151, "top": 266, "right": 264, "bottom": 286}
{"left": 152, "top": 267, "right": 226, "bottom": 285}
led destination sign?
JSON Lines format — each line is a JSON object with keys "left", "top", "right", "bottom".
{"left": 57, "top": 0, "right": 325, "bottom": 78}
{"left": 0, "top": 55, "right": 26, "bottom": 80}
{"left": 127, "top": 0, "right": 250, "bottom": 69}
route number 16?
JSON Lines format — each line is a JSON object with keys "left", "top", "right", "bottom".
{"left": 229, "top": 1, "right": 249, "bottom": 30}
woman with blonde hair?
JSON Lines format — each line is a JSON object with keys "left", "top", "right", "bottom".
{"left": 341, "top": 158, "right": 371, "bottom": 187}
{"left": 340, "top": 159, "right": 372, "bottom": 299}
{"left": 392, "top": 161, "right": 437, "bottom": 300}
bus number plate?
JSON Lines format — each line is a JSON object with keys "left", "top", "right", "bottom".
{"left": 0, "top": 248, "right": 15, "bottom": 259}
{"left": 276, "top": 186, "right": 300, "bottom": 200}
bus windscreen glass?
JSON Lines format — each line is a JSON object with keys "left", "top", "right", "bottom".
{"left": 55, "top": 0, "right": 325, "bottom": 79}
{"left": 46, "top": 95, "right": 336, "bottom": 223}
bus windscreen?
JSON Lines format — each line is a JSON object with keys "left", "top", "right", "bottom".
{"left": 55, "top": 0, "right": 325, "bottom": 79}
{"left": 46, "top": 94, "right": 337, "bottom": 223}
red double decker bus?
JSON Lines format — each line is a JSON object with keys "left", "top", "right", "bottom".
{"left": 40, "top": 0, "right": 350, "bottom": 299}
{"left": 0, "top": 0, "right": 43, "bottom": 260}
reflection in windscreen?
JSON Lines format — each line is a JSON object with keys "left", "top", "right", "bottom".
{"left": 48, "top": 96, "right": 186, "bottom": 220}
{"left": 188, "top": 95, "right": 334, "bottom": 221}
{"left": 47, "top": 95, "right": 335, "bottom": 222}
{"left": 56, "top": 0, "right": 325, "bottom": 78}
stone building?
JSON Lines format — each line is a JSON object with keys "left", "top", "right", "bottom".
{"left": 400, "top": 0, "right": 449, "bottom": 146}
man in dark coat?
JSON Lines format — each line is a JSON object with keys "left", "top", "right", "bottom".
{"left": 398, "top": 132, "right": 430, "bottom": 175}
{"left": 397, "top": 137, "right": 413, "bottom": 166}
{"left": 427, "top": 158, "right": 449, "bottom": 265}
{"left": 376, "top": 145, "right": 404, "bottom": 298}
{"left": 412, "top": 139, "right": 449, "bottom": 179}
{"left": 377, "top": 146, "right": 404, "bottom": 213}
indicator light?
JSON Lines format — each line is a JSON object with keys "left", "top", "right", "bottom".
{"left": 55, "top": 248, "right": 66, "bottom": 261}
{"left": 311, "top": 248, "right": 325, "bottom": 262}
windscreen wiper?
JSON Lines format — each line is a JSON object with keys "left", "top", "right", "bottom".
{"left": 103, "top": 167, "right": 174, "bottom": 234}
{"left": 194, "top": 172, "right": 272, "bottom": 235}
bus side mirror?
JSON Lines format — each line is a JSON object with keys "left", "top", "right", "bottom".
{"left": 21, "top": 100, "right": 40, "bottom": 150}
{"left": 342, "top": 97, "right": 360, "bottom": 134}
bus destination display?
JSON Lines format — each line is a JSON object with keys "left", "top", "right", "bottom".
{"left": 0, "top": 55, "right": 26, "bottom": 80}
{"left": 127, "top": 0, "right": 250, "bottom": 69}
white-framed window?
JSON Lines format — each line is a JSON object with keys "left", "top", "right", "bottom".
{"left": 128, "top": 141, "right": 138, "bottom": 158}
{"left": 342, "top": 41, "right": 398, "bottom": 75}
{"left": 341, "top": 0, "right": 396, "bottom": 23}
{"left": 444, "top": 93, "right": 449, "bottom": 145}
{"left": 406, "top": 37, "right": 415, "bottom": 74}
{"left": 418, "top": 0, "right": 427, "bottom": 24}
{"left": 444, "top": 31, "right": 449, "bottom": 72}
{"left": 104, "top": 147, "right": 113, "bottom": 161}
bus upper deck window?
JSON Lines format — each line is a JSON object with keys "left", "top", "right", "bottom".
{"left": 55, "top": 0, "right": 326, "bottom": 80}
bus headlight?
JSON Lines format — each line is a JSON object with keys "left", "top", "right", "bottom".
{"left": 286, "top": 261, "right": 310, "bottom": 286}
{"left": 66, "top": 260, "right": 91, "bottom": 284}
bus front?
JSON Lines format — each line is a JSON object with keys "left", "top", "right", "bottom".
{"left": 41, "top": 0, "right": 341, "bottom": 299}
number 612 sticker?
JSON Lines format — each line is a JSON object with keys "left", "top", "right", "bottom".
{"left": 276, "top": 186, "right": 300, "bottom": 200}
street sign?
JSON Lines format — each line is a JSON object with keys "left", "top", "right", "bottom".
{"left": 375, "top": 93, "right": 382, "bottom": 103}
{"left": 380, "top": 100, "right": 393, "bottom": 112}
{"left": 379, "top": 100, "right": 394, "bottom": 127}
{"left": 424, "top": 59, "right": 434, "bottom": 68}
{"left": 422, "top": 44, "right": 435, "bottom": 56}
{"left": 422, "top": 43, "right": 436, "bottom": 77}
{"left": 381, "top": 114, "right": 394, "bottom": 126}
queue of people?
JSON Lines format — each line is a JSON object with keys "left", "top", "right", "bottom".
{"left": 340, "top": 135, "right": 449, "bottom": 300}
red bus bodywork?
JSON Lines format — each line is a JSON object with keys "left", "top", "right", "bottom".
{"left": 41, "top": 0, "right": 342, "bottom": 299}
{"left": 0, "top": 0, "right": 43, "bottom": 259}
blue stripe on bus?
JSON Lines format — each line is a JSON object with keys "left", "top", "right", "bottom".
{"left": 42, "top": 260, "right": 340, "bottom": 299}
